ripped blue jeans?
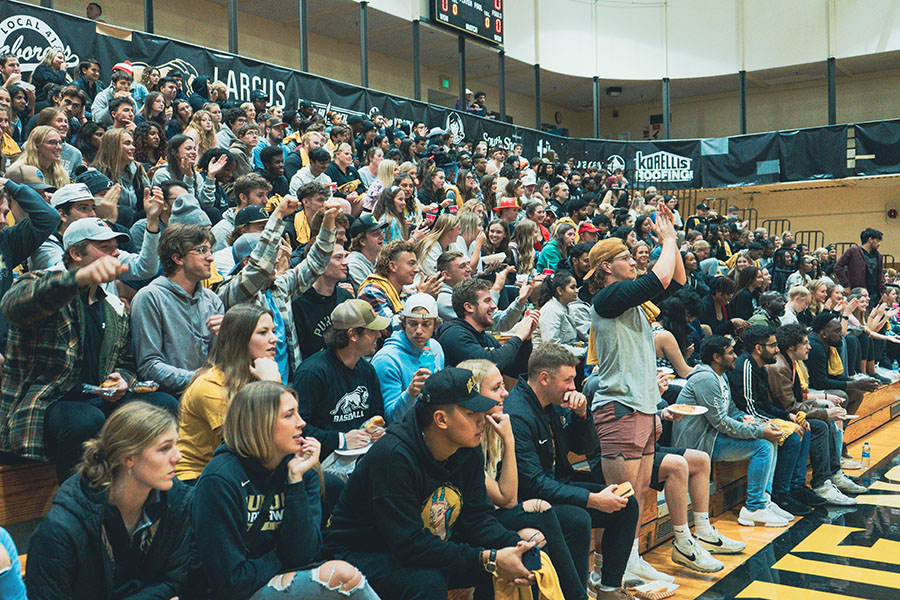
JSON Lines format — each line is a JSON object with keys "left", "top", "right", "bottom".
{"left": 249, "top": 565, "right": 381, "bottom": 599}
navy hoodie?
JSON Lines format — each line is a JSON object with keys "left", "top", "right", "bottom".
{"left": 192, "top": 445, "right": 323, "bottom": 600}
{"left": 325, "top": 408, "right": 520, "bottom": 574}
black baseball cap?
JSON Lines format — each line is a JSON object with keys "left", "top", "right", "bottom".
{"left": 235, "top": 205, "right": 269, "bottom": 227}
{"left": 419, "top": 367, "right": 497, "bottom": 412}
{"left": 250, "top": 89, "right": 268, "bottom": 101}
{"left": 75, "top": 168, "right": 113, "bottom": 196}
{"left": 360, "top": 120, "right": 377, "bottom": 134}
{"left": 349, "top": 215, "right": 388, "bottom": 239}
{"left": 696, "top": 202, "right": 709, "bottom": 210}
{"left": 347, "top": 114, "right": 364, "bottom": 125}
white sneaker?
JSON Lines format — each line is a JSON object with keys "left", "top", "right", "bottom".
{"left": 671, "top": 537, "right": 725, "bottom": 573}
{"left": 738, "top": 506, "right": 790, "bottom": 527}
{"left": 813, "top": 480, "right": 856, "bottom": 506}
{"left": 694, "top": 527, "right": 746, "bottom": 554}
{"left": 624, "top": 554, "right": 675, "bottom": 584}
{"left": 767, "top": 501, "right": 795, "bottom": 521}
{"left": 831, "top": 472, "right": 868, "bottom": 495}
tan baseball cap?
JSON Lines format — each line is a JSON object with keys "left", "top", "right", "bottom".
{"left": 331, "top": 299, "right": 390, "bottom": 331}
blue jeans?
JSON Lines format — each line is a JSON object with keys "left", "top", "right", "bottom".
{"left": 773, "top": 430, "right": 810, "bottom": 497}
{"left": 249, "top": 566, "right": 380, "bottom": 599}
{"left": 712, "top": 435, "right": 775, "bottom": 511}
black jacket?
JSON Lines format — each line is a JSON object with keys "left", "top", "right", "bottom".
{"left": 727, "top": 353, "right": 790, "bottom": 421}
{"left": 25, "top": 474, "right": 192, "bottom": 600}
{"left": 192, "top": 445, "right": 323, "bottom": 600}
{"left": 325, "top": 408, "right": 520, "bottom": 574}
{"left": 699, "top": 295, "right": 736, "bottom": 336}
{"left": 505, "top": 377, "right": 599, "bottom": 507}
{"left": 252, "top": 167, "right": 288, "bottom": 197}
{"left": 806, "top": 331, "right": 849, "bottom": 391}
{"left": 437, "top": 317, "right": 524, "bottom": 370}
{"left": 31, "top": 64, "right": 69, "bottom": 103}
{"left": 291, "top": 285, "right": 353, "bottom": 360}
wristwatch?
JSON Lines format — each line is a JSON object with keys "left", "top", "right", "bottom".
{"left": 483, "top": 549, "right": 498, "bottom": 574}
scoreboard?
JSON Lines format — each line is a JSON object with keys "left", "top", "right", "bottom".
{"left": 431, "top": 0, "right": 503, "bottom": 46}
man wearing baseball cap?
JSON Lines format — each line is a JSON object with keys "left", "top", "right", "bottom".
{"left": 29, "top": 183, "right": 164, "bottom": 295}
{"left": 292, "top": 298, "right": 387, "bottom": 460}
{"left": 584, "top": 202, "right": 685, "bottom": 584}
{"left": 0, "top": 216, "right": 178, "bottom": 483}
{"left": 252, "top": 116, "right": 288, "bottom": 171}
{"left": 372, "top": 293, "right": 446, "bottom": 423}
{"left": 684, "top": 202, "right": 710, "bottom": 232}
{"left": 249, "top": 89, "right": 268, "bottom": 116}
{"left": 578, "top": 221, "right": 602, "bottom": 244}
{"left": 326, "top": 367, "right": 536, "bottom": 599}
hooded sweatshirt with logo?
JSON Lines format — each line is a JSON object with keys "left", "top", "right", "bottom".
{"left": 131, "top": 275, "right": 225, "bottom": 393}
{"left": 291, "top": 348, "right": 384, "bottom": 458}
{"left": 325, "top": 409, "right": 520, "bottom": 574}
{"left": 192, "top": 445, "right": 322, "bottom": 600}
{"left": 371, "top": 328, "right": 445, "bottom": 423}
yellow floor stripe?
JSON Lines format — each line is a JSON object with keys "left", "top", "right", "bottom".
{"left": 735, "top": 581, "right": 868, "bottom": 600}
{"left": 773, "top": 553, "right": 900, "bottom": 589}
{"left": 866, "top": 481, "right": 900, "bottom": 492}
{"left": 855, "top": 494, "right": 900, "bottom": 508}
{"left": 791, "top": 524, "right": 900, "bottom": 565}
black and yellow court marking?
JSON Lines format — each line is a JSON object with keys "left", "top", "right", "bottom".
{"left": 698, "top": 450, "right": 900, "bottom": 599}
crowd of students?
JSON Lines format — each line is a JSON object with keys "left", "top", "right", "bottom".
{"left": 0, "top": 49, "right": 891, "bottom": 600}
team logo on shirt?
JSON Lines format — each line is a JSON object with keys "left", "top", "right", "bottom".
{"left": 246, "top": 492, "right": 285, "bottom": 531}
{"left": 0, "top": 14, "right": 79, "bottom": 72}
{"left": 421, "top": 483, "right": 462, "bottom": 541}
{"left": 330, "top": 386, "right": 370, "bottom": 423}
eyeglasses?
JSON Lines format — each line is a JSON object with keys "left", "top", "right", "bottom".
{"left": 44, "top": 139, "right": 63, "bottom": 147}
{"left": 762, "top": 342, "right": 779, "bottom": 348}
{"left": 188, "top": 245, "right": 212, "bottom": 256}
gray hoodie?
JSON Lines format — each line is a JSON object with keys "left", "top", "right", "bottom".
{"left": 671, "top": 364, "right": 766, "bottom": 457}
{"left": 130, "top": 275, "right": 225, "bottom": 393}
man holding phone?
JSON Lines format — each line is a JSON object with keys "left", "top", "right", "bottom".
{"left": 506, "top": 343, "right": 639, "bottom": 600}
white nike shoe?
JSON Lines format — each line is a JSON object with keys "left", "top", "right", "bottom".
{"left": 813, "top": 480, "right": 856, "bottom": 506}
{"left": 767, "top": 500, "right": 795, "bottom": 521}
{"left": 694, "top": 527, "right": 746, "bottom": 554}
{"left": 738, "top": 506, "right": 790, "bottom": 527}
{"left": 624, "top": 554, "right": 675, "bottom": 584}
{"left": 671, "top": 537, "right": 725, "bottom": 573}
{"left": 831, "top": 472, "right": 868, "bottom": 495}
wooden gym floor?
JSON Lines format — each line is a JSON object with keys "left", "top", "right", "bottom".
{"left": 642, "top": 417, "right": 900, "bottom": 599}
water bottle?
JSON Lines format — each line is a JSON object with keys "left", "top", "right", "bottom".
{"left": 893, "top": 360, "right": 898, "bottom": 379}
{"left": 419, "top": 347, "right": 435, "bottom": 373}
{"left": 862, "top": 442, "right": 871, "bottom": 468}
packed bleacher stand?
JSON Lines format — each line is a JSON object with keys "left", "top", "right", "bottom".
{"left": 0, "top": 43, "right": 896, "bottom": 600}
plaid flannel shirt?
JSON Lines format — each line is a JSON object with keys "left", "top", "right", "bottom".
{"left": 0, "top": 270, "right": 136, "bottom": 460}
{"left": 217, "top": 212, "right": 335, "bottom": 373}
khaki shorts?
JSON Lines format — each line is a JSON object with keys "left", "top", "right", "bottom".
{"left": 593, "top": 401, "right": 656, "bottom": 459}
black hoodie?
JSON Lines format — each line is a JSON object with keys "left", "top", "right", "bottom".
{"left": 25, "top": 474, "right": 192, "bottom": 600}
{"left": 325, "top": 408, "right": 520, "bottom": 574}
{"left": 192, "top": 445, "right": 323, "bottom": 600}
{"left": 188, "top": 76, "right": 210, "bottom": 112}
{"left": 437, "top": 317, "right": 524, "bottom": 370}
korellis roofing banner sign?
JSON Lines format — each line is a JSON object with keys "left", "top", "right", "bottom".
{"left": 5, "top": 0, "right": 899, "bottom": 189}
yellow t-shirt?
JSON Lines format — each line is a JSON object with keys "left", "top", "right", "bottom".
{"left": 201, "top": 262, "right": 223, "bottom": 289}
{"left": 175, "top": 368, "right": 228, "bottom": 481}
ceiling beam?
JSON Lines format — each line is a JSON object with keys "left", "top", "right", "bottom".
{"left": 744, "top": 72, "right": 770, "bottom": 88}
{"left": 836, "top": 61, "right": 854, "bottom": 77}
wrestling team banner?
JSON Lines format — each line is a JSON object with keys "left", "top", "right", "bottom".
{"left": 2, "top": 0, "right": 898, "bottom": 189}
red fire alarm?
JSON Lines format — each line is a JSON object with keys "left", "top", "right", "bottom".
{"left": 889, "top": 208, "right": 898, "bottom": 219}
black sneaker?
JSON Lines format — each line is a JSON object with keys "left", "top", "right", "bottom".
{"left": 793, "top": 486, "right": 828, "bottom": 507}
{"left": 772, "top": 494, "right": 813, "bottom": 516}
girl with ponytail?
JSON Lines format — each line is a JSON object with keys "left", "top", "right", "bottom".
{"left": 26, "top": 401, "right": 192, "bottom": 599}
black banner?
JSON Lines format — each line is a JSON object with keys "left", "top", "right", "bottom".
{"left": 1, "top": 1, "right": 896, "bottom": 189}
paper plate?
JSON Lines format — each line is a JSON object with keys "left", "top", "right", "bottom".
{"left": 668, "top": 404, "right": 708, "bottom": 416}
{"left": 334, "top": 445, "right": 372, "bottom": 457}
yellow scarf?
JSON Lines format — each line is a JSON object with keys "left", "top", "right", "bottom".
{"left": 492, "top": 551, "right": 564, "bottom": 600}
{"left": 294, "top": 209, "right": 311, "bottom": 244}
{"left": 202, "top": 262, "right": 223, "bottom": 289}
{"left": 359, "top": 273, "right": 403, "bottom": 312}
{"left": 827, "top": 346, "right": 843, "bottom": 377}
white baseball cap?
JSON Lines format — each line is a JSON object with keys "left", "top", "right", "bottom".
{"left": 62, "top": 217, "right": 130, "bottom": 250}
{"left": 51, "top": 183, "right": 95, "bottom": 209}
{"left": 401, "top": 293, "right": 438, "bottom": 318}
